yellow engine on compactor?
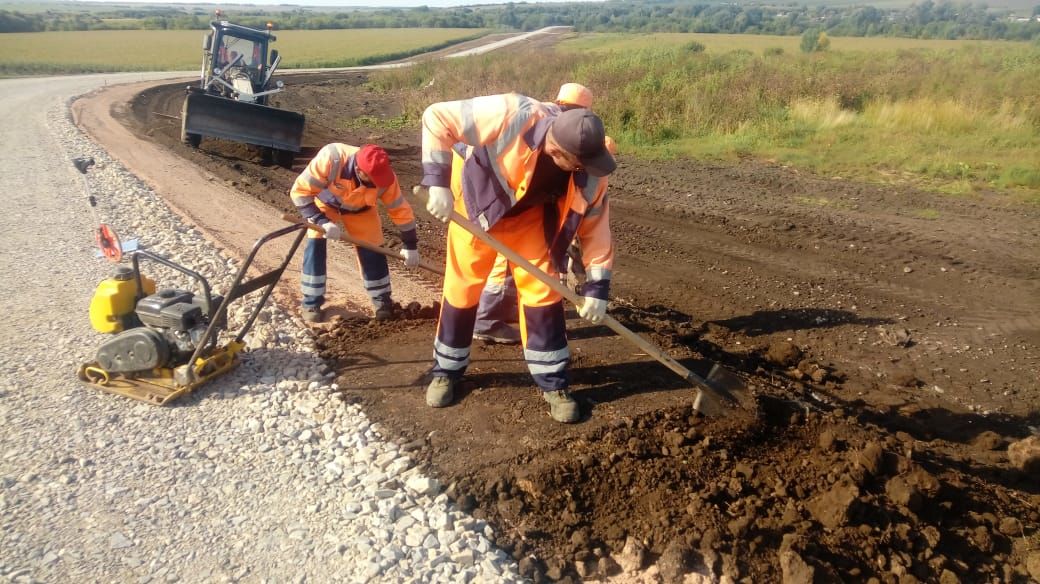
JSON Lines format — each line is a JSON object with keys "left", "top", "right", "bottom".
{"left": 89, "top": 266, "right": 155, "bottom": 334}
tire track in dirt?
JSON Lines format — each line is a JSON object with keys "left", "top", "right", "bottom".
{"left": 613, "top": 168, "right": 1040, "bottom": 346}
{"left": 610, "top": 207, "right": 970, "bottom": 316}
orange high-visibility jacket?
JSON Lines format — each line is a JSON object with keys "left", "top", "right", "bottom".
{"left": 291, "top": 143, "right": 417, "bottom": 248}
{"left": 421, "top": 93, "right": 614, "bottom": 299}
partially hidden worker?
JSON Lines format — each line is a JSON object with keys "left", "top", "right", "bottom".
{"left": 290, "top": 143, "right": 421, "bottom": 323}
{"left": 420, "top": 93, "right": 617, "bottom": 423}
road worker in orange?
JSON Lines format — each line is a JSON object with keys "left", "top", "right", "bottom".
{"left": 421, "top": 94, "right": 616, "bottom": 423}
{"left": 291, "top": 143, "right": 420, "bottom": 323}
{"left": 473, "top": 83, "right": 615, "bottom": 346}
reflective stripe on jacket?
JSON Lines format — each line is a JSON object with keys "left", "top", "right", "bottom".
{"left": 291, "top": 143, "right": 417, "bottom": 247}
{"left": 422, "top": 94, "right": 614, "bottom": 298}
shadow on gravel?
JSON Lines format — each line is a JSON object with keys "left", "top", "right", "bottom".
{"left": 147, "top": 346, "right": 329, "bottom": 406}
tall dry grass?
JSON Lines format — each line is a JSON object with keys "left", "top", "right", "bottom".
{"left": 372, "top": 40, "right": 1040, "bottom": 195}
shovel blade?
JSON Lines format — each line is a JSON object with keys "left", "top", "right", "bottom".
{"left": 692, "top": 389, "right": 726, "bottom": 418}
{"left": 691, "top": 364, "right": 753, "bottom": 417}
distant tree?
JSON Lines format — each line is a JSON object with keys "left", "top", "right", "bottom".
{"left": 800, "top": 28, "right": 821, "bottom": 52}
{"left": 817, "top": 31, "right": 831, "bottom": 50}
{"left": 0, "top": 10, "right": 42, "bottom": 32}
{"left": 1, "top": 0, "right": 1038, "bottom": 41}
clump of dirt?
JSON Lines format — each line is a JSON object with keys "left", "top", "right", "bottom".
{"left": 313, "top": 303, "right": 440, "bottom": 361}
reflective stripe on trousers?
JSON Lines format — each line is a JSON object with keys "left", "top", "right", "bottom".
{"left": 301, "top": 237, "right": 327, "bottom": 309}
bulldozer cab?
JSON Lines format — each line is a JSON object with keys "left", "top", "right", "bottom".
{"left": 204, "top": 22, "right": 273, "bottom": 100}
{"left": 182, "top": 17, "right": 304, "bottom": 161}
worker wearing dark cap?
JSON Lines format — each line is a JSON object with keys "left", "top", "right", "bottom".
{"left": 419, "top": 94, "right": 617, "bottom": 423}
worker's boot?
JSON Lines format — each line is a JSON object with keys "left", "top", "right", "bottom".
{"left": 543, "top": 389, "right": 580, "bottom": 423}
{"left": 473, "top": 321, "right": 521, "bottom": 345}
{"left": 373, "top": 294, "right": 394, "bottom": 321}
{"left": 301, "top": 306, "right": 323, "bottom": 323}
{"left": 426, "top": 376, "right": 455, "bottom": 408}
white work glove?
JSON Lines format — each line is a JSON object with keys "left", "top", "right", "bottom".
{"left": 400, "top": 248, "right": 420, "bottom": 268}
{"left": 578, "top": 297, "right": 608, "bottom": 324}
{"left": 321, "top": 222, "right": 343, "bottom": 241}
{"left": 425, "top": 186, "right": 454, "bottom": 223}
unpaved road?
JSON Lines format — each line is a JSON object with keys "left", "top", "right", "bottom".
{"left": 66, "top": 37, "right": 1040, "bottom": 584}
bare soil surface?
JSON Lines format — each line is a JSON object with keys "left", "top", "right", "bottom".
{"left": 98, "top": 63, "right": 1040, "bottom": 583}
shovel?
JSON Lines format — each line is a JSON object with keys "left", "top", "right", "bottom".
{"left": 281, "top": 212, "right": 445, "bottom": 276}
{"left": 413, "top": 186, "right": 750, "bottom": 416}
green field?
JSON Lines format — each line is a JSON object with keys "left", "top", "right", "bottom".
{"left": 0, "top": 28, "right": 488, "bottom": 74}
{"left": 560, "top": 32, "right": 1018, "bottom": 54}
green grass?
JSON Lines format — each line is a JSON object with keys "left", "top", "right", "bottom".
{"left": 0, "top": 28, "right": 489, "bottom": 74}
{"left": 560, "top": 32, "right": 1019, "bottom": 55}
{"left": 338, "top": 113, "right": 411, "bottom": 131}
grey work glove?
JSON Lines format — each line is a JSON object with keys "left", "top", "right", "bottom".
{"left": 578, "top": 297, "right": 608, "bottom": 324}
{"left": 321, "top": 221, "right": 344, "bottom": 241}
{"left": 425, "top": 186, "right": 454, "bottom": 223}
{"left": 400, "top": 248, "right": 420, "bottom": 268}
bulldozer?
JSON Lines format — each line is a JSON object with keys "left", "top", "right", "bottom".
{"left": 181, "top": 17, "right": 305, "bottom": 168}
{"left": 77, "top": 223, "right": 306, "bottom": 405}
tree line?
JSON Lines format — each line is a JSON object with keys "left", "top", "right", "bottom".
{"left": 2, "top": 0, "right": 1039, "bottom": 42}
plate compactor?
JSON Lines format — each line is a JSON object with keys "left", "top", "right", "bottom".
{"left": 78, "top": 224, "right": 306, "bottom": 405}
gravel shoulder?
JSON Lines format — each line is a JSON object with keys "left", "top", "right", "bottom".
{"left": 0, "top": 75, "right": 518, "bottom": 583}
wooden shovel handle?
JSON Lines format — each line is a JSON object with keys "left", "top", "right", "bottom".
{"left": 412, "top": 187, "right": 729, "bottom": 403}
{"left": 280, "top": 213, "right": 444, "bottom": 276}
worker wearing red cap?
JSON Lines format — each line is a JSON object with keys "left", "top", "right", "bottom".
{"left": 291, "top": 143, "right": 420, "bottom": 322}
{"left": 421, "top": 94, "right": 617, "bottom": 424}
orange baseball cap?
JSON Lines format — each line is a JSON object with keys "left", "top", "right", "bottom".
{"left": 556, "top": 83, "right": 593, "bottom": 109}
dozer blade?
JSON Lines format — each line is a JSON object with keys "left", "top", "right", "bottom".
{"left": 77, "top": 342, "right": 243, "bottom": 406}
{"left": 183, "top": 92, "right": 305, "bottom": 152}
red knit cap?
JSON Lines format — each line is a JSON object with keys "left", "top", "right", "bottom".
{"left": 355, "top": 144, "right": 394, "bottom": 188}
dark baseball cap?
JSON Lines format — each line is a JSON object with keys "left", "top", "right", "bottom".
{"left": 550, "top": 108, "right": 616, "bottom": 177}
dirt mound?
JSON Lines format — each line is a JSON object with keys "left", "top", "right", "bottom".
{"left": 309, "top": 310, "right": 1039, "bottom": 583}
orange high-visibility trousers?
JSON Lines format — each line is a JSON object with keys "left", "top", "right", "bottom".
{"left": 432, "top": 198, "right": 569, "bottom": 391}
